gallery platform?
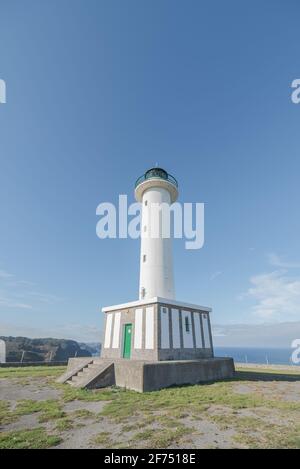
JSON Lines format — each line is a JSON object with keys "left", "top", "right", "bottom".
{"left": 58, "top": 356, "right": 235, "bottom": 392}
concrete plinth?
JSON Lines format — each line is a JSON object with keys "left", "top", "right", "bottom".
{"left": 114, "top": 358, "right": 235, "bottom": 392}
{"left": 63, "top": 357, "right": 235, "bottom": 392}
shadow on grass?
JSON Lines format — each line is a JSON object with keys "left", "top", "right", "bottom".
{"left": 233, "top": 370, "right": 300, "bottom": 382}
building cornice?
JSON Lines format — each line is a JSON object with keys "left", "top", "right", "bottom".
{"left": 102, "top": 297, "right": 212, "bottom": 313}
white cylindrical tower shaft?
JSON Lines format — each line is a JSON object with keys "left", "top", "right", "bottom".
{"left": 135, "top": 168, "right": 178, "bottom": 300}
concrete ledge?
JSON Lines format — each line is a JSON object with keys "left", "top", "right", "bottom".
{"left": 114, "top": 357, "right": 235, "bottom": 392}
{"left": 142, "top": 358, "right": 235, "bottom": 392}
{"left": 102, "top": 297, "right": 212, "bottom": 313}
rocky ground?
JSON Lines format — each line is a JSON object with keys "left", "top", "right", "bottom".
{"left": 0, "top": 364, "right": 300, "bottom": 449}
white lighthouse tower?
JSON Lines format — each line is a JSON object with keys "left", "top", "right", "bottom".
{"left": 60, "top": 166, "right": 234, "bottom": 392}
{"left": 135, "top": 167, "right": 178, "bottom": 300}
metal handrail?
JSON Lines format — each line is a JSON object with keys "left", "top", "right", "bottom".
{"left": 135, "top": 171, "right": 178, "bottom": 189}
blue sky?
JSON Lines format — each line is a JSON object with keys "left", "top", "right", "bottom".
{"left": 0, "top": 0, "right": 299, "bottom": 342}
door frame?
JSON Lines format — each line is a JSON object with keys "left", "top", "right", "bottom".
{"left": 122, "top": 323, "right": 132, "bottom": 359}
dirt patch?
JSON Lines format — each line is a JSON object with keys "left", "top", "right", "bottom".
{"left": 180, "top": 417, "right": 238, "bottom": 449}
{"left": 54, "top": 418, "right": 124, "bottom": 449}
{"left": 0, "top": 378, "right": 61, "bottom": 404}
{"left": 63, "top": 401, "right": 107, "bottom": 414}
{"left": 2, "top": 413, "right": 41, "bottom": 432}
{"left": 233, "top": 381, "right": 300, "bottom": 403}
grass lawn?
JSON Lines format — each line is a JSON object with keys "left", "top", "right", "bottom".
{"left": 0, "top": 366, "right": 66, "bottom": 379}
{"left": 0, "top": 365, "right": 300, "bottom": 449}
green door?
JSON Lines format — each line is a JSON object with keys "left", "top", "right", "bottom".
{"left": 123, "top": 324, "right": 132, "bottom": 359}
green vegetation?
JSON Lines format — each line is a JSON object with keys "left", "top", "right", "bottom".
{"left": 1, "top": 365, "right": 300, "bottom": 448}
{"left": 69, "top": 409, "right": 95, "bottom": 419}
{"left": 0, "top": 336, "right": 92, "bottom": 363}
{"left": 54, "top": 417, "right": 74, "bottom": 432}
{"left": 57, "top": 382, "right": 117, "bottom": 403}
{"left": 0, "top": 428, "right": 61, "bottom": 449}
{"left": 123, "top": 423, "right": 193, "bottom": 449}
{"left": 144, "top": 426, "right": 192, "bottom": 448}
{"left": 99, "top": 380, "right": 299, "bottom": 423}
{"left": 236, "top": 366, "right": 300, "bottom": 376}
{"left": 93, "top": 431, "right": 113, "bottom": 446}
{"left": 233, "top": 423, "right": 300, "bottom": 449}
{"left": 0, "top": 400, "right": 18, "bottom": 425}
{"left": 15, "top": 399, "right": 65, "bottom": 423}
{"left": 0, "top": 366, "right": 66, "bottom": 379}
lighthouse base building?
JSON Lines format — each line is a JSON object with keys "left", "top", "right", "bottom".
{"left": 58, "top": 168, "right": 234, "bottom": 391}
{"left": 102, "top": 298, "right": 214, "bottom": 362}
{"left": 59, "top": 296, "right": 234, "bottom": 392}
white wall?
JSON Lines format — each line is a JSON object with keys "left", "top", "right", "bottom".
{"left": 193, "top": 312, "right": 203, "bottom": 348}
{"left": 103, "top": 308, "right": 212, "bottom": 353}
{"left": 139, "top": 187, "right": 175, "bottom": 300}
{"left": 0, "top": 339, "right": 6, "bottom": 363}
{"left": 160, "top": 308, "right": 212, "bottom": 350}
{"left": 171, "top": 308, "right": 181, "bottom": 348}
{"left": 202, "top": 313, "right": 211, "bottom": 348}
{"left": 112, "top": 312, "right": 121, "bottom": 348}
{"left": 160, "top": 306, "right": 170, "bottom": 348}
{"left": 145, "top": 306, "right": 154, "bottom": 349}
{"left": 104, "top": 313, "right": 113, "bottom": 348}
{"left": 134, "top": 308, "right": 143, "bottom": 349}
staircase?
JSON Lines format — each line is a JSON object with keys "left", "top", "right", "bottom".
{"left": 57, "top": 359, "right": 115, "bottom": 389}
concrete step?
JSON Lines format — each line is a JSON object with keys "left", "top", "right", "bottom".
{"left": 66, "top": 379, "right": 76, "bottom": 386}
{"left": 87, "top": 363, "right": 101, "bottom": 370}
{"left": 67, "top": 361, "right": 115, "bottom": 389}
{"left": 56, "top": 358, "right": 94, "bottom": 384}
{"left": 70, "top": 375, "right": 83, "bottom": 383}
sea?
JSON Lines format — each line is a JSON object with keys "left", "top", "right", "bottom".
{"left": 214, "top": 347, "right": 299, "bottom": 366}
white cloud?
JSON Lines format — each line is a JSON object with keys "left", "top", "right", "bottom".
{"left": 25, "top": 291, "right": 64, "bottom": 303}
{"left": 268, "top": 253, "right": 300, "bottom": 269}
{"left": 247, "top": 270, "right": 300, "bottom": 321}
{"left": 0, "top": 294, "right": 32, "bottom": 310}
{"left": 0, "top": 267, "right": 63, "bottom": 313}
{"left": 210, "top": 271, "right": 222, "bottom": 281}
{"left": 0, "top": 270, "right": 13, "bottom": 278}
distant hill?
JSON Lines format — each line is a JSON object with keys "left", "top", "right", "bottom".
{"left": 79, "top": 342, "right": 101, "bottom": 356}
{"left": 0, "top": 336, "right": 94, "bottom": 363}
